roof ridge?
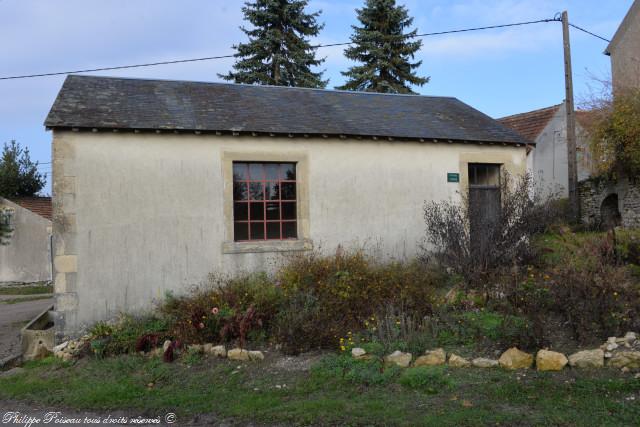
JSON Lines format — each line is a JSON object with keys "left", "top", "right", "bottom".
{"left": 65, "top": 74, "right": 458, "bottom": 100}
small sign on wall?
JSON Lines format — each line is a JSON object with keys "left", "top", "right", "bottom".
{"left": 447, "top": 173, "right": 460, "bottom": 183}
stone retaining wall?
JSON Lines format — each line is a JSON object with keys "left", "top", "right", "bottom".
{"left": 578, "top": 175, "right": 640, "bottom": 228}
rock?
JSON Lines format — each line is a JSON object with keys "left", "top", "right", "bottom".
{"left": 384, "top": 350, "right": 412, "bottom": 368}
{"left": 448, "top": 353, "right": 471, "bottom": 368}
{"left": 351, "top": 347, "right": 367, "bottom": 359}
{"left": 188, "top": 344, "right": 203, "bottom": 353}
{"left": 32, "top": 343, "right": 52, "bottom": 361}
{"left": 621, "top": 367, "right": 630, "bottom": 373}
{"left": 472, "top": 358, "right": 499, "bottom": 368}
{"left": 211, "top": 345, "right": 227, "bottom": 358}
{"left": 0, "top": 367, "right": 24, "bottom": 378}
{"left": 53, "top": 341, "right": 69, "bottom": 353}
{"left": 624, "top": 332, "right": 637, "bottom": 343}
{"left": 568, "top": 349, "right": 604, "bottom": 368}
{"left": 227, "top": 348, "right": 250, "bottom": 361}
{"left": 607, "top": 337, "right": 617, "bottom": 344}
{"left": 203, "top": 343, "right": 213, "bottom": 354}
{"left": 414, "top": 348, "right": 446, "bottom": 367}
{"left": 536, "top": 350, "right": 568, "bottom": 371}
{"left": 499, "top": 347, "right": 533, "bottom": 370}
{"left": 163, "top": 340, "right": 172, "bottom": 352}
{"left": 608, "top": 351, "right": 640, "bottom": 369}
{"left": 606, "top": 342, "right": 618, "bottom": 352}
{"left": 605, "top": 352, "right": 613, "bottom": 359}
{"left": 61, "top": 353, "right": 74, "bottom": 362}
{"left": 248, "top": 350, "right": 264, "bottom": 361}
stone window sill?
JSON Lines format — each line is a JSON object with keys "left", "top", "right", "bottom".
{"left": 222, "top": 239, "right": 313, "bottom": 254}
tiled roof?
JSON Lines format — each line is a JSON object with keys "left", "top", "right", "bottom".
{"left": 12, "top": 197, "right": 52, "bottom": 220}
{"left": 497, "top": 105, "right": 561, "bottom": 143}
{"left": 44, "top": 75, "right": 530, "bottom": 145}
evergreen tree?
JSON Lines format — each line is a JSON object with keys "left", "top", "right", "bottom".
{"left": 220, "top": 0, "right": 327, "bottom": 88}
{"left": 0, "top": 140, "right": 46, "bottom": 199}
{"left": 0, "top": 208, "right": 11, "bottom": 245}
{"left": 337, "top": 0, "right": 428, "bottom": 94}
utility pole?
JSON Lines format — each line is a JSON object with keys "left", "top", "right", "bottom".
{"left": 562, "top": 11, "right": 579, "bottom": 223}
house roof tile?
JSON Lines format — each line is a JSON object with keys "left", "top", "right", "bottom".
{"left": 11, "top": 197, "right": 52, "bottom": 220}
{"left": 497, "top": 105, "right": 562, "bottom": 143}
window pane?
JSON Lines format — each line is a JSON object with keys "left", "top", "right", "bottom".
{"left": 265, "top": 182, "right": 279, "bottom": 200}
{"left": 249, "top": 182, "right": 264, "bottom": 200}
{"left": 280, "top": 163, "right": 296, "bottom": 180}
{"left": 282, "top": 202, "right": 296, "bottom": 220}
{"left": 234, "top": 222, "right": 248, "bottom": 241}
{"left": 250, "top": 202, "right": 264, "bottom": 220}
{"left": 282, "top": 221, "right": 297, "bottom": 239}
{"left": 233, "top": 163, "right": 248, "bottom": 180}
{"left": 469, "top": 164, "right": 500, "bottom": 187}
{"left": 281, "top": 182, "right": 296, "bottom": 200}
{"left": 233, "top": 182, "right": 248, "bottom": 201}
{"left": 250, "top": 222, "right": 265, "bottom": 240}
{"left": 265, "top": 163, "right": 279, "bottom": 181}
{"left": 266, "top": 222, "right": 280, "bottom": 239}
{"left": 249, "top": 163, "right": 264, "bottom": 180}
{"left": 234, "top": 202, "right": 248, "bottom": 221}
{"left": 266, "top": 202, "right": 280, "bottom": 220}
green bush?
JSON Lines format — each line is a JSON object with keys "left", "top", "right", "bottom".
{"left": 273, "top": 291, "right": 320, "bottom": 355}
{"left": 92, "top": 315, "right": 170, "bottom": 356}
{"left": 498, "top": 231, "right": 640, "bottom": 346}
{"left": 399, "top": 366, "right": 454, "bottom": 393}
{"left": 160, "top": 273, "right": 283, "bottom": 347}
{"left": 276, "top": 251, "right": 445, "bottom": 353}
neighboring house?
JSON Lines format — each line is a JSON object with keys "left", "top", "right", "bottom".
{"left": 45, "top": 75, "right": 530, "bottom": 335}
{"left": 0, "top": 196, "right": 52, "bottom": 283}
{"left": 605, "top": 0, "right": 640, "bottom": 91}
{"left": 497, "top": 102, "right": 593, "bottom": 197}
{"left": 577, "top": 0, "right": 640, "bottom": 229}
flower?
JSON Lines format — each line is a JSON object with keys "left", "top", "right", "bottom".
{"left": 211, "top": 307, "right": 219, "bottom": 315}
{"left": 198, "top": 322, "right": 205, "bottom": 329}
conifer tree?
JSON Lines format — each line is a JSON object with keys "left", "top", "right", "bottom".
{"left": 0, "top": 140, "right": 46, "bottom": 199}
{"left": 220, "top": 0, "right": 327, "bottom": 88}
{"left": 337, "top": 0, "right": 428, "bottom": 94}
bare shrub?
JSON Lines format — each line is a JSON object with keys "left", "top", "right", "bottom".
{"left": 422, "top": 172, "right": 564, "bottom": 284}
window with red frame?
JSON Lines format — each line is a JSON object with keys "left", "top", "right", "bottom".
{"left": 232, "top": 162, "right": 297, "bottom": 241}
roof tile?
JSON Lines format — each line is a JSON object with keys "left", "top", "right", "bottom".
{"left": 45, "top": 75, "right": 529, "bottom": 145}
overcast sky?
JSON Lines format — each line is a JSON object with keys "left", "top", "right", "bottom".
{"left": 0, "top": 0, "right": 633, "bottom": 194}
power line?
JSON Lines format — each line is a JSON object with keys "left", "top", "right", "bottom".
{"left": 0, "top": 18, "right": 561, "bottom": 81}
{"left": 0, "top": 16, "right": 612, "bottom": 82}
{"left": 568, "top": 23, "right": 611, "bottom": 43}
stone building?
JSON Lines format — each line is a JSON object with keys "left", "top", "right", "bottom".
{"left": 605, "top": 0, "right": 640, "bottom": 91}
{"left": 578, "top": 177, "right": 640, "bottom": 229}
{"left": 0, "top": 196, "right": 52, "bottom": 283}
{"left": 45, "top": 75, "right": 530, "bottom": 335}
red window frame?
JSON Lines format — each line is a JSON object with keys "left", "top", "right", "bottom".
{"left": 232, "top": 162, "right": 297, "bottom": 241}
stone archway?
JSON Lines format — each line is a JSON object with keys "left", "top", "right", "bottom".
{"left": 600, "top": 193, "right": 621, "bottom": 230}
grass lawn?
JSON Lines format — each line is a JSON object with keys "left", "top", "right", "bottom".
{"left": 0, "top": 283, "right": 53, "bottom": 296}
{"left": 0, "top": 295, "right": 53, "bottom": 305}
{"left": 1, "top": 354, "right": 639, "bottom": 426}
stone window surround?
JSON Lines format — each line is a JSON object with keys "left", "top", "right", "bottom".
{"left": 221, "top": 150, "right": 312, "bottom": 254}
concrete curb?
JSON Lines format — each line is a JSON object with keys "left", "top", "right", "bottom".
{"left": 0, "top": 353, "right": 22, "bottom": 371}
